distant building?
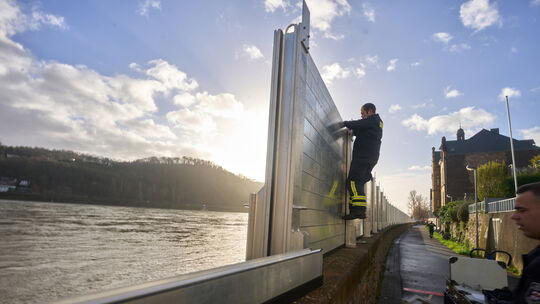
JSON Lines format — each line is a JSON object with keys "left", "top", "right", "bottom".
{"left": 0, "top": 177, "right": 17, "bottom": 192}
{"left": 431, "top": 127, "right": 540, "bottom": 213}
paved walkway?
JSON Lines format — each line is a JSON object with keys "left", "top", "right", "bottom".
{"left": 379, "top": 225, "right": 520, "bottom": 304}
{"left": 379, "top": 225, "right": 455, "bottom": 304}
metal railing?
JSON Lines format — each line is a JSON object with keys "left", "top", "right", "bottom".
{"left": 468, "top": 197, "right": 515, "bottom": 214}
{"left": 487, "top": 197, "right": 515, "bottom": 213}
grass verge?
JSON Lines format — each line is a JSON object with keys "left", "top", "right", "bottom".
{"left": 425, "top": 226, "right": 521, "bottom": 276}
{"left": 432, "top": 231, "right": 471, "bottom": 256}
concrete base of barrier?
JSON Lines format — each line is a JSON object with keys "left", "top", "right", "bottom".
{"left": 293, "top": 223, "right": 411, "bottom": 304}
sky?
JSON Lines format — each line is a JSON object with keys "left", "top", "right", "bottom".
{"left": 0, "top": 0, "right": 539, "bottom": 214}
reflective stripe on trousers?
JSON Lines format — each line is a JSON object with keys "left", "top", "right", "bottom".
{"left": 350, "top": 181, "right": 366, "bottom": 207}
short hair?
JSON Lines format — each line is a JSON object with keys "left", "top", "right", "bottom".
{"left": 517, "top": 182, "right": 540, "bottom": 196}
{"left": 362, "top": 103, "right": 376, "bottom": 114}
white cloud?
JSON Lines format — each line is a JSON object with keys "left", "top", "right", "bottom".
{"left": 307, "top": 0, "right": 351, "bottom": 31}
{"left": 320, "top": 61, "right": 372, "bottom": 84}
{"left": 173, "top": 92, "right": 197, "bottom": 107}
{"left": 0, "top": 0, "right": 22, "bottom": 37}
{"left": 362, "top": 3, "right": 375, "bottom": 23}
{"left": 352, "top": 62, "right": 367, "bottom": 77}
{"left": 444, "top": 86, "right": 462, "bottom": 98}
{"left": 264, "top": 0, "right": 289, "bottom": 12}
{"left": 411, "top": 61, "right": 421, "bottom": 67}
{"left": 321, "top": 63, "right": 351, "bottom": 84}
{"left": 499, "top": 87, "right": 521, "bottom": 101}
{"left": 129, "top": 62, "right": 142, "bottom": 72}
{"left": 530, "top": 86, "right": 540, "bottom": 92}
{"left": 511, "top": 47, "right": 518, "bottom": 53}
{"left": 386, "top": 58, "right": 398, "bottom": 71}
{"left": 402, "top": 107, "right": 495, "bottom": 135}
{"left": 449, "top": 43, "right": 471, "bottom": 53}
{"left": 166, "top": 108, "right": 216, "bottom": 132}
{"left": 432, "top": 32, "right": 453, "bottom": 44}
{"left": 0, "top": 0, "right": 68, "bottom": 36}
{"left": 460, "top": 0, "right": 501, "bottom": 32}
{"left": 137, "top": 0, "right": 161, "bottom": 16}
{"left": 364, "top": 55, "right": 379, "bottom": 65}
{"left": 388, "top": 104, "right": 402, "bottom": 113}
{"left": 124, "top": 119, "right": 176, "bottom": 139}
{"left": 195, "top": 92, "right": 244, "bottom": 118}
{"left": 411, "top": 102, "right": 428, "bottom": 109}
{"left": 280, "top": 0, "right": 351, "bottom": 40}
{"left": 30, "top": 11, "right": 68, "bottom": 30}
{"left": 0, "top": 0, "right": 268, "bottom": 180}
{"left": 108, "top": 74, "right": 164, "bottom": 112}
{"left": 432, "top": 33, "right": 470, "bottom": 52}
{"left": 242, "top": 44, "right": 264, "bottom": 60}
{"left": 408, "top": 165, "right": 431, "bottom": 171}
{"left": 145, "top": 59, "right": 199, "bottom": 92}
{"left": 520, "top": 127, "right": 540, "bottom": 145}
{"left": 355, "top": 66, "right": 366, "bottom": 78}
{"left": 322, "top": 31, "right": 344, "bottom": 40}
{"left": 532, "top": 0, "right": 540, "bottom": 6}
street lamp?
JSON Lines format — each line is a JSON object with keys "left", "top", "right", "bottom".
{"left": 505, "top": 96, "right": 518, "bottom": 194}
{"left": 466, "top": 165, "right": 478, "bottom": 250}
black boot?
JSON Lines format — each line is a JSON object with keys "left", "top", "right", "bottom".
{"left": 342, "top": 206, "right": 366, "bottom": 220}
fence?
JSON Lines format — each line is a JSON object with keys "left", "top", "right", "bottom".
{"left": 468, "top": 197, "right": 516, "bottom": 214}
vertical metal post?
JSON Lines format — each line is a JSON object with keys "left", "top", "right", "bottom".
{"left": 246, "top": 193, "right": 257, "bottom": 260}
{"left": 505, "top": 96, "right": 518, "bottom": 194}
{"left": 474, "top": 169, "right": 478, "bottom": 249}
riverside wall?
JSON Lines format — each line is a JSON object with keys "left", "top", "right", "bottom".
{"left": 449, "top": 212, "right": 539, "bottom": 272}
{"left": 293, "top": 223, "right": 411, "bottom": 304}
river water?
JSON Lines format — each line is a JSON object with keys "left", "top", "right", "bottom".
{"left": 0, "top": 199, "right": 248, "bottom": 304}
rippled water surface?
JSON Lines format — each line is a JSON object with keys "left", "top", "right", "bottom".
{"left": 0, "top": 200, "right": 247, "bottom": 304}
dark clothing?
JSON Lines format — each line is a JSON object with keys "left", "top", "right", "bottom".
{"left": 513, "top": 245, "right": 540, "bottom": 303}
{"left": 427, "top": 223, "right": 435, "bottom": 238}
{"left": 346, "top": 162, "right": 374, "bottom": 208}
{"left": 343, "top": 114, "right": 383, "bottom": 212}
{"left": 343, "top": 114, "right": 383, "bottom": 166}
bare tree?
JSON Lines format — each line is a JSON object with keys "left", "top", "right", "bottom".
{"left": 408, "top": 190, "right": 429, "bottom": 220}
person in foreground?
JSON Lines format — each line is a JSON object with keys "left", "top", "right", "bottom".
{"left": 341, "top": 102, "right": 383, "bottom": 220}
{"left": 511, "top": 181, "right": 540, "bottom": 303}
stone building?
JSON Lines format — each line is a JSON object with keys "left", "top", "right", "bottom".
{"left": 431, "top": 127, "right": 540, "bottom": 213}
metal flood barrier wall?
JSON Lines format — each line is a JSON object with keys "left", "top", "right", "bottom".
{"left": 57, "top": 3, "right": 409, "bottom": 303}
{"left": 246, "top": 1, "right": 410, "bottom": 260}
{"left": 54, "top": 249, "right": 323, "bottom": 304}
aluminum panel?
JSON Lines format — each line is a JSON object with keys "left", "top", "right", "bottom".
{"left": 299, "top": 209, "right": 342, "bottom": 227}
{"left": 56, "top": 249, "right": 322, "bottom": 304}
{"left": 246, "top": 1, "right": 411, "bottom": 259}
{"left": 302, "top": 224, "right": 345, "bottom": 251}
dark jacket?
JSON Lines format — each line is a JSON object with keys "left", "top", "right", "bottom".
{"left": 513, "top": 245, "right": 540, "bottom": 303}
{"left": 343, "top": 114, "right": 383, "bottom": 165}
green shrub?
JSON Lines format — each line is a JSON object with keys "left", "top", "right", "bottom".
{"left": 530, "top": 154, "right": 540, "bottom": 168}
{"left": 449, "top": 204, "right": 458, "bottom": 222}
{"left": 502, "top": 173, "right": 540, "bottom": 197}
{"left": 477, "top": 161, "right": 508, "bottom": 201}
{"left": 457, "top": 201, "right": 470, "bottom": 222}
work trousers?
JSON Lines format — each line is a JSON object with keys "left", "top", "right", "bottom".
{"left": 347, "top": 161, "right": 375, "bottom": 208}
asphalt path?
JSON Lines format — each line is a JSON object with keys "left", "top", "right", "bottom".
{"left": 379, "top": 225, "right": 455, "bottom": 304}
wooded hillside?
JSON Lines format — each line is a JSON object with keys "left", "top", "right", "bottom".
{"left": 0, "top": 144, "right": 263, "bottom": 212}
